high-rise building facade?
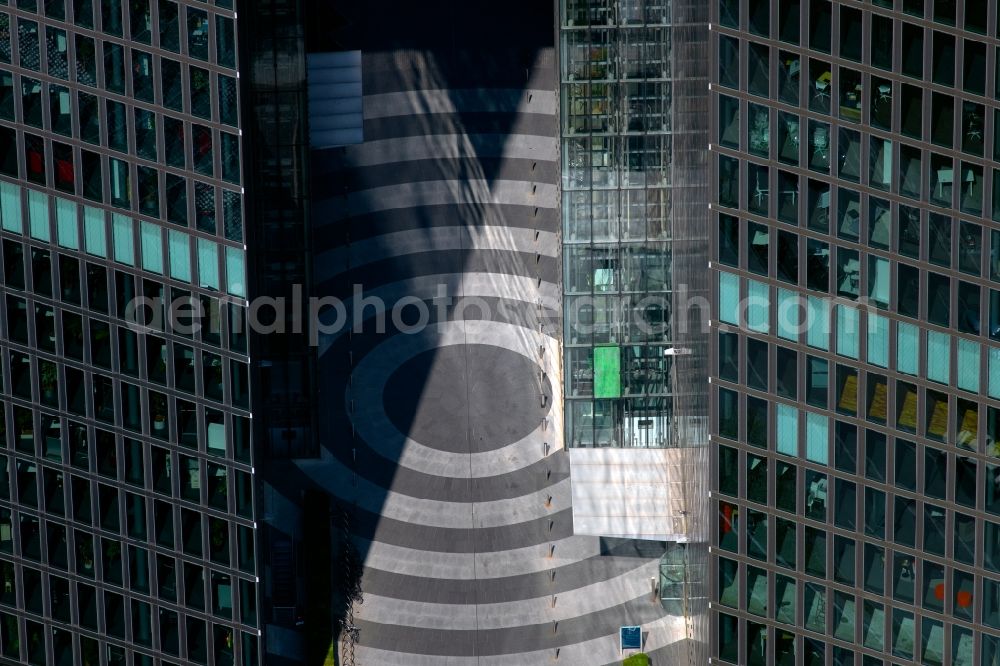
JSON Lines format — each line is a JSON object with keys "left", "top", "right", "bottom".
{"left": 711, "top": 1, "right": 1000, "bottom": 665}
{"left": 0, "top": 1, "right": 258, "bottom": 664}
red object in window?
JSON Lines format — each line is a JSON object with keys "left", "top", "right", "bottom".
{"left": 27, "top": 150, "right": 43, "bottom": 174}
{"left": 55, "top": 158, "right": 74, "bottom": 185}
{"left": 956, "top": 590, "right": 973, "bottom": 608}
{"left": 720, "top": 503, "right": 734, "bottom": 534}
{"left": 934, "top": 583, "right": 945, "bottom": 601}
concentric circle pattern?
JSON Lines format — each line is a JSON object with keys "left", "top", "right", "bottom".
{"left": 384, "top": 345, "right": 550, "bottom": 454}
{"left": 294, "top": 39, "right": 691, "bottom": 664}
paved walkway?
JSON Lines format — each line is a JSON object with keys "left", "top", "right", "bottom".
{"left": 299, "top": 9, "right": 692, "bottom": 661}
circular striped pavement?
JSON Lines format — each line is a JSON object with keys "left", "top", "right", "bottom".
{"left": 294, "top": 42, "right": 691, "bottom": 663}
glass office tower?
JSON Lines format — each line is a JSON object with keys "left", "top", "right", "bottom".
{"left": 712, "top": 1, "right": 1000, "bottom": 665}
{"left": 0, "top": 1, "right": 258, "bottom": 664}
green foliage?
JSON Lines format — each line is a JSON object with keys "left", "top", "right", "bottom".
{"left": 623, "top": 654, "right": 650, "bottom": 666}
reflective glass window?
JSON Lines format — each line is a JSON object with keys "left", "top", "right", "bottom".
{"left": 187, "top": 6, "right": 208, "bottom": 60}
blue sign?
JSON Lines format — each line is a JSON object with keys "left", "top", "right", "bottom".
{"left": 620, "top": 625, "right": 642, "bottom": 650}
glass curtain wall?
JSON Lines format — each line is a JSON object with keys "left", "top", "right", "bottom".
{"left": 561, "top": 0, "right": 676, "bottom": 448}
{"left": 712, "top": 1, "right": 1000, "bottom": 665}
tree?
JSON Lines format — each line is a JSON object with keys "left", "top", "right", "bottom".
{"left": 623, "top": 654, "right": 650, "bottom": 666}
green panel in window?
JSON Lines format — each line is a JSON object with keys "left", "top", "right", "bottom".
{"left": 27, "top": 189, "right": 49, "bottom": 241}
{"left": 55, "top": 197, "right": 78, "bottom": 249}
{"left": 168, "top": 230, "right": 191, "bottom": 282}
{"left": 112, "top": 213, "right": 134, "bottom": 265}
{"left": 198, "top": 238, "right": 219, "bottom": 290}
{"left": 593, "top": 346, "right": 621, "bottom": 399}
{"left": 83, "top": 206, "right": 106, "bottom": 257}
{"left": 957, "top": 338, "right": 980, "bottom": 394}
{"left": 897, "top": 322, "right": 919, "bottom": 376}
{"left": 867, "top": 313, "right": 888, "bottom": 367}
{"left": 225, "top": 246, "right": 245, "bottom": 298}
{"left": 0, "top": 180, "right": 21, "bottom": 233}
{"left": 836, "top": 305, "right": 859, "bottom": 359}
{"left": 718, "top": 271, "right": 740, "bottom": 325}
{"left": 139, "top": 221, "right": 162, "bottom": 275}
{"left": 926, "top": 331, "right": 950, "bottom": 385}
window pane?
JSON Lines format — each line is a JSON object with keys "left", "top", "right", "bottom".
{"left": 130, "top": 0, "right": 151, "bottom": 43}
{"left": 956, "top": 338, "right": 980, "bottom": 393}
{"left": 103, "top": 42, "right": 125, "bottom": 95}
{"left": 926, "top": 331, "right": 950, "bottom": 384}
{"left": 776, "top": 402, "right": 798, "bottom": 456}
{"left": 220, "top": 132, "right": 239, "bottom": 184}
{"left": 779, "top": 53, "right": 799, "bottom": 105}
{"left": 112, "top": 214, "right": 133, "bottom": 265}
{"left": 192, "top": 124, "right": 213, "bottom": 175}
{"left": 219, "top": 74, "right": 238, "bottom": 126}
{"left": 139, "top": 221, "right": 162, "bottom": 274}
{"left": 718, "top": 35, "right": 739, "bottom": 89}
{"left": 109, "top": 158, "right": 130, "bottom": 209}
{"left": 779, "top": 0, "right": 799, "bottom": 43}
{"left": 190, "top": 67, "right": 211, "bottom": 119}
{"left": 776, "top": 574, "right": 796, "bottom": 624}
{"left": 107, "top": 100, "right": 127, "bottom": 152}
{"left": 24, "top": 133, "right": 45, "bottom": 185}
{"left": 836, "top": 306, "right": 858, "bottom": 359}
{"left": 225, "top": 247, "right": 244, "bottom": 298}
{"left": 137, "top": 165, "right": 158, "bottom": 217}
{"left": 923, "top": 504, "right": 946, "bottom": 557}
{"left": 0, "top": 182, "right": 23, "bottom": 234}
{"left": 896, "top": 322, "right": 919, "bottom": 376}
{"left": 18, "top": 19, "right": 39, "bottom": 70}
{"left": 80, "top": 150, "right": 104, "bottom": 201}
{"left": 215, "top": 15, "right": 235, "bottom": 67}
{"left": 170, "top": 230, "right": 191, "bottom": 282}
{"left": 899, "top": 144, "right": 922, "bottom": 199}
{"left": 0, "top": 15, "right": 9, "bottom": 64}
{"left": 964, "top": 40, "right": 985, "bottom": 95}
{"left": 46, "top": 26, "right": 68, "bottom": 79}
{"left": 102, "top": 0, "right": 122, "bottom": 36}
{"left": 158, "top": 0, "right": 178, "bottom": 51}
{"left": 222, "top": 190, "right": 243, "bottom": 241}
{"left": 21, "top": 77, "right": 42, "bottom": 128}
{"left": 962, "top": 100, "right": 984, "bottom": 156}
{"left": 776, "top": 518, "right": 796, "bottom": 568}
{"left": 840, "top": 6, "right": 861, "bottom": 61}
{"left": 83, "top": 206, "right": 105, "bottom": 256}
{"left": 902, "top": 22, "right": 924, "bottom": 79}
{"left": 26, "top": 189, "right": 48, "bottom": 241}
{"left": 160, "top": 58, "right": 182, "bottom": 111}
{"left": 78, "top": 92, "right": 99, "bottom": 144}
{"left": 747, "top": 42, "right": 769, "bottom": 97}
{"left": 186, "top": 6, "right": 208, "bottom": 60}
{"left": 809, "top": 0, "right": 831, "bottom": 53}
{"left": 932, "top": 32, "right": 955, "bottom": 86}
{"left": 197, "top": 238, "right": 219, "bottom": 290}
{"left": 131, "top": 50, "right": 153, "bottom": 101}
{"left": 867, "top": 313, "right": 888, "bottom": 367}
